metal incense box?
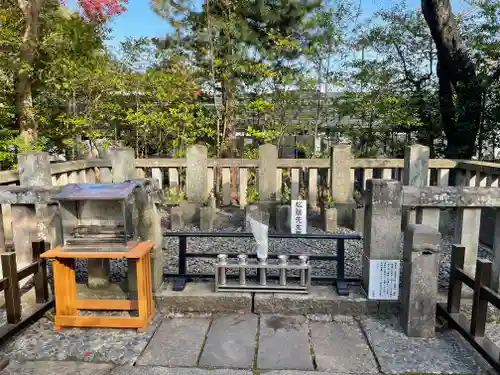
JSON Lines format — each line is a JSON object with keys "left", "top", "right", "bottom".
{"left": 52, "top": 181, "right": 145, "bottom": 251}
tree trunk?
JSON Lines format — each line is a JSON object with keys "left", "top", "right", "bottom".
{"left": 422, "top": 0, "right": 483, "bottom": 159}
{"left": 16, "top": 0, "right": 43, "bottom": 141}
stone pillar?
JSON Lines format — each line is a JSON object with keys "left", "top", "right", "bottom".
{"left": 362, "top": 179, "right": 402, "bottom": 296}
{"left": 18, "top": 152, "right": 52, "bottom": 187}
{"left": 324, "top": 207, "right": 338, "bottom": 233}
{"left": 199, "top": 206, "right": 215, "bottom": 231}
{"left": 109, "top": 148, "right": 136, "bottom": 182}
{"left": 11, "top": 204, "right": 37, "bottom": 266}
{"left": 258, "top": 144, "right": 278, "bottom": 201}
{"left": 402, "top": 145, "right": 439, "bottom": 230}
{"left": 134, "top": 186, "right": 164, "bottom": 292}
{"left": 330, "top": 145, "right": 353, "bottom": 226}
{"left": 400, "top": 224, "right": 440, "bottom": 337}
{"left": 455, "top": 207, "right": 481, "bottom": 296}
{"left": 276, "top": 205, "right": 290, "bottom": 233}
{"left": 99, "top": 148, "right": 136, "bottom": 291}
{"left": 186, "top": 145, "right": 208, "bottom": 203}
{"left": 15, "top": 152, "right": 52, "bottom": 269}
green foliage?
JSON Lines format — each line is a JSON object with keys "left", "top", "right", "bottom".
{"left": 246, "top": 185, "right": 259, "bottom": 205}
{"left": 280, "top": 183, "right": 291, "bottom": 205}
{"left": 323, "top": 191, "right": 336, "bottom": 206}
{"left": 163, "top": 187, "right": 185, "bottom": 205}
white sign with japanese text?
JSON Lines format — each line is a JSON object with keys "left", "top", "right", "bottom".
{"left": 368, "top": 259, "right": 400, "bottom": 300}
{"left": 291, "top": 200, "right": 307, "bottom": 234}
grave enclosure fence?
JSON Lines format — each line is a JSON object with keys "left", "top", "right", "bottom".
{"left": 162, "top": 231, "right": 362, "bottom": 296}
{"left": 0, "top": 241, "right": 53, "bottom": 345}
{"left": 437, "top": 244, "right": 500, "bottom": 374}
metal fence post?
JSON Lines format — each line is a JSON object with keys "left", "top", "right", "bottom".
{"left": 336, "top": 239, "right": 348, "bottom": 296}
{"left": 174, "top": 235, "right": 187, "bottom": 291}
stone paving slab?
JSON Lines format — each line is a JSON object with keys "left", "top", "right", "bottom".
{"left": 257, "top": 315, "right": 313, "bottom": 371}
{"left": 111, "top": 366, "right": 252, "bottom": 375}
{"left": 0, "top": 361, "right": 114, "bottom": 375}
{"left": 0, "top": 315, "right": 161, "bottom": 365}
{"left": 136, "top": 318, "right": 210, "bottom": 367}
{"left": 310, "top": 321, "right": 378, "bottom": 373}
{"left": 199, "top": 314, "right": 257, "bottom": 368}
{"left": 260, "top": 372, "right": 380, "bottom": 375}
{"left": 360, "top": 316, "right": 480, "bottom": 374}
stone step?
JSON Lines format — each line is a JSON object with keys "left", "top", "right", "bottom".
{"left": 155, "top": 282, "right": 383, "bottom": 316}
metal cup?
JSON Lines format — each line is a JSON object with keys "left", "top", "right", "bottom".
{"left": 238, "top": 254, "right": 247, "bottom": 285}
{"left": 259, "top": 258, "right": 267, "bottom": 286}
{"left": 217, "top": 254, "right": 228, "bottom": 285}
{"left": 298, "top": 255, "right": 309, "bottom": 287}
{"left": 278, "top": 255, "right": 288, "bottom": 286}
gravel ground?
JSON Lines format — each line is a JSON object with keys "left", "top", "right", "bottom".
{"left": 66, "top": 208, "right": 492, "bottom": 290}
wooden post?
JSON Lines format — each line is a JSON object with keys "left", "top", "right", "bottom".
{"left": 32, "top": 241, "right": 49, "bottom": 304}
{"left": 447, "top": 245, "right": 465, "bottom": 313}
{"left": 470, "top": 259, "right": 492, "bottom": 337}
{"left": 0, "top": 205, "right": 5, "bottom": 253}
{"left": 1, "top": 253, "right": 21, "bottom": 323}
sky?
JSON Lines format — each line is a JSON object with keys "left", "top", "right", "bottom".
{"left": 67, "top": 0, "right": 469, "bottom": 49}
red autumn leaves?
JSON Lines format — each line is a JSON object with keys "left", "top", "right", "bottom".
{"left": 77, "top": 0, "right": 128, "bottom": 22}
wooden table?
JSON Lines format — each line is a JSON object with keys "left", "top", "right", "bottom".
{"left": 41, "top": 241, "right": 155, "bottom": 332}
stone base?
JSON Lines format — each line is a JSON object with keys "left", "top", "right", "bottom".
{"left": 324, "top": 207, "right": 338, "bottom": 233}
{"left": 154, "top": 281, "right": 391, "bottom": 316}
{"left": 199, "top": 207, "right": 216, "bottom": 231}
{"left": 334, "top": 202, "right": 356, "bottom": 227}
{"left": 155, "top": 282, "right": 252, "bottom": 313}
{"left": 257, "top": 200, "right": 278, "bottom": 230}
{"left": 179, "top": 200, "right": 200, "bottom": 224}
{"left": 169, "top": 205, "right": 184, "bottom": 229}
{"left": 254, "top": 285, "right": 379, "bottom": 315}
{"left": 87, "top": 259, "right": 110, "bottom": 289}
{"left": 76, "top": 282, "right": 130, "bottom": 299}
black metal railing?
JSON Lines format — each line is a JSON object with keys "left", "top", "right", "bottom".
{"left": 163, "top": 232, "right": 362, "bottom": 296}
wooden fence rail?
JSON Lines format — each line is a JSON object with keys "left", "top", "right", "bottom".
{"left": 0, "top": 241, "right": 53, "bottom": 345}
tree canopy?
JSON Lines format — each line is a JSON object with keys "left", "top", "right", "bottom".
{"left": 1, "top": 0, "right": 500, "bottom": 166}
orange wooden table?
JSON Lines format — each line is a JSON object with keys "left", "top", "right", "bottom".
{"left": 41, "top": 241, "right": 155, "bottom": 332}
